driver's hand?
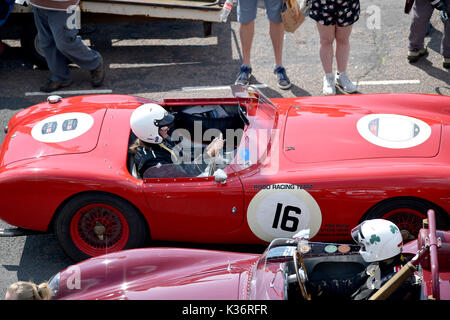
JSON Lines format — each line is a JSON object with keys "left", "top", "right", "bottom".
{"left": 206, "top": 137, "right": 224, "bottom": 157}
{"left": 159, "top": 126, "right": 170, "bottom": 139}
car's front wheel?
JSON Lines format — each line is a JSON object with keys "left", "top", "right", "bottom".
{"left": 55, "top": 193, "right": 148, "bottom": 261}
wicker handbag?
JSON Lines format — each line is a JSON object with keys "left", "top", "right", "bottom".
{"left": 281, "top": 0, "right": 306, "bottom": 33}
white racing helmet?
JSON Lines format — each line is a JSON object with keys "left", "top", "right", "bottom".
{"left": 130, "top": 103, "right": 174, "bottom": 144}
{"left": 351, "top": 219, "right": 403, "bottom": 263}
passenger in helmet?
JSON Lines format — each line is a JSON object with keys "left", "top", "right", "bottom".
{"left": 304, "top": 219, "right": 419, "bottom": 300}
{"left": 129, "top": 103, "right": 224, "bottom": 178}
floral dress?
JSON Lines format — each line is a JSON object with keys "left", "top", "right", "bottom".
{"left": 309, "top": 0, "right": 360, "bottom": 27}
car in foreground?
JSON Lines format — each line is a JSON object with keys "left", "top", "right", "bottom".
{"left": 48, "top": 210, "right": 449, "bottom": 300}
{"left": 0, "top": 85, "right": 449, "bottom": 261}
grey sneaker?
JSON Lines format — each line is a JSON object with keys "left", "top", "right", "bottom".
{"left": 408, "top": 47, "right": 428, "bottom": 62}
{"left": 336, "top": 71, "right": 356, "bottom": 93}
{"left": 235, "top": 65, "right": 252, "bottom": 85}
{"left": 323, "top": 73, "right": 336, "bottom": 95}
{"left": 274, "top": 66, "right": 291, "bottom": 89}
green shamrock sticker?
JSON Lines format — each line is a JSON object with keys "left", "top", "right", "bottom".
{"left": 390, "top": 225, "right": 399, "bottom": 234}
{"left": 370, "top": 234, "right": 380, "bottom": 244}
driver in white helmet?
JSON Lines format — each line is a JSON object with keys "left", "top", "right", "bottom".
{"left": 305, "top": 219, "right": 418, "bottom": 300}
{"left": 350, "top": 219, "right": 417, "bottom": 300}
{"left": 129, "top": 103, "right": 224, "bottom": 178}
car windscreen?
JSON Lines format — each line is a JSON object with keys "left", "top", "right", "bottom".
{"left": 230, "top": 86, "right": 279, "bottom": 172}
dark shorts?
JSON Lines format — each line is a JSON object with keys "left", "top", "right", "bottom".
{"left": 309, "top": 0, "right": 360, "bottom": 27}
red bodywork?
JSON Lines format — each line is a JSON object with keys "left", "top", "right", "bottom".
{"left": 53, "top": 248, "right": 261, "bottom": 300}
{"left": 53, "top": 229, "right": 450, "bottom": 300}
{"left": 0, "top": 91, "right": 449, "bottom": 255}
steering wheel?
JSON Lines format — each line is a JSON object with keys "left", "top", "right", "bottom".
{"left": 293, "top": 250, "right": 310, "bottom": 300}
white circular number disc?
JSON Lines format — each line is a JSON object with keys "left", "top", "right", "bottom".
{"left": 247, "top": 184, "right": 322, "bottom": 242}
{"left": 357, "top": 114, "right": 431, "bottom": 149}
{"left": 31, "top": 112, "right": 94, "bottom": 143}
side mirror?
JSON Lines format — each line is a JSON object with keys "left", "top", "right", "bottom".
{"left": 214, "top": 169, "right": 227, "bottom": 184}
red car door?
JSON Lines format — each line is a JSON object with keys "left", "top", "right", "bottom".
{"left": 142, "top": 165, "right": 244, "bottom": 241}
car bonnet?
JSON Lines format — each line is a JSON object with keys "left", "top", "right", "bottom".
{"left": 0, "top": 98, "right": 107, "bottom": 166}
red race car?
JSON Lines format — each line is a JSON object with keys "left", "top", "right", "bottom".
{"left": 0, "top": 85, "right": 449, "bottom": 261}
{"left": 48, "top": 210, "right": 449, "bottom": 300}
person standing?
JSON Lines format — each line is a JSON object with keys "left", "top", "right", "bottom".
{"left": 310, "top": 0, "right": 360, "bottom": 95}
{"left": 234, "top": 0, "right": 291, "bottom": 90}
{"left": 29, "top": 0, "right": 105, "bottom": 92}
{"left": 408, "top": 0, "right": 450, "bottom": 69}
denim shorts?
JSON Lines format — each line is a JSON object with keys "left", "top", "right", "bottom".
{"left": 237, "top": 0, "right": 283, "bottom": 24}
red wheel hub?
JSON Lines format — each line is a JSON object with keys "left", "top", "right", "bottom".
{"left": 382, "top": 208, "right": 425, "bottom": 239}
{"left": 70, "top": 204, "right": 130, "bottom": 257}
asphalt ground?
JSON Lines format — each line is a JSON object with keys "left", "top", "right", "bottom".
{"left": 0, "top": 0, "right": 449, "bottom": 300}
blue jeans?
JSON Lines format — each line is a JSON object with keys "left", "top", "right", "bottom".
{"left": 33, "top": 7, "right": 102, "bottom": 82}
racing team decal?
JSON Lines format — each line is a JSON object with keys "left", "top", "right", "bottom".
{"left": 357, "top": 114, "right": 431, "bottom": 149}
{"left": 247, "top": 184, "right": 322, "bottom": 242}
{"left": 31, "top": 113, "right": 94, "bottom": 143}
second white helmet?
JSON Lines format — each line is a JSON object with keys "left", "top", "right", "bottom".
{"left": 351, "top": 219, "right": 403, "bottom": 263}
{"left": 130, "top": 103, "right": 174, "bottom": 144}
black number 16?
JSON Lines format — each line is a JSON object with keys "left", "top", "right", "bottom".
{"left": 272, "top": 203, "right": 302, "bottom": 232}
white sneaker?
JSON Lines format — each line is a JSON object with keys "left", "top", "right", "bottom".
{"left": 323, "top": 73, "right": 336, "bottom": 95}
{"left": 336, "top": 71, "right": 357, "bottom": 93}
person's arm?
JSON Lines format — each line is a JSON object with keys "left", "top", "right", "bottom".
{"left": 205, "top": 136, "right": 224, "bottom": 158}
{"left": 135, "top": 146, "right": 166, "bottom": 177}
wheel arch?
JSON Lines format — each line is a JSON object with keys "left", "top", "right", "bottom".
{"left": 47, "top": 190, "right": 151, "bottom": 241}
{"left": 360, "top": 196, "right": 449, "bottom": 227}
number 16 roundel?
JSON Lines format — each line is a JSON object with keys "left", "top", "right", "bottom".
{"left": 246, "top": 183, "right": 322, "bottom": 242}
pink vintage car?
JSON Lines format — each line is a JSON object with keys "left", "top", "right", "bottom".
{"left": 48, "top": 210, "right": 449, "bottom": 300}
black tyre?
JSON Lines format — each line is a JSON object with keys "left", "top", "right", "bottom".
{"left": 362, "top": 198, "right": 449, "bottom": 240}
{"left": 55, "top": 193, "right": 148, "bottom": 262}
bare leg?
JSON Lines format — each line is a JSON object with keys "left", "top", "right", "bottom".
{"left": 240, "top": 20, "right": 255, "bottom": 66}
{"left": 316, "top": 22, "right": 336, "bottom": 74}
{"left": 335, "top": 25, "right": 353, "bottom": 73}
{"left": 269, "top": 20, "right": 284, "bottom": 66}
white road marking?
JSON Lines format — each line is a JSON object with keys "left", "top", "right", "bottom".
{"left": 182, "top": 84, "right": 268, "bottom": 92}
{"left": 109, "top": 62, "right": 200, "bottom": 69}
{"left": 111, "top": 38, "right": 218, "bottom": 46}
{"left": 25, "top": 89, "right": 113, "bottom": 96}
{"left": 356, "top": 80, "right": 421, "bottom": 85}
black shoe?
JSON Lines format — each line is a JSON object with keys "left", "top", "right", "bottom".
{"left": 91, "top": 57, "right": 105, "bottom": 87}
{"left": 40, "top": 79, "right": 73, "bottom": 93}
{"left": 443, "top": 57, "right": 450, "bottom": 69}
{"left": 407, "top": 47, "right": 427, "bottom": 63}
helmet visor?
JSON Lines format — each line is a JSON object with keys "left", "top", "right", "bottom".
{"left": 351, "top": 223, "right": 365, "bottom": 243}
{"left": 154, "top": 113, "right": 175, "bottom": 128}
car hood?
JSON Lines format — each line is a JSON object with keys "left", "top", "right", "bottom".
{"left": 0, "top": 94, "right": 150, "bottom": 167}
{"left": 53, "top": 248, "right": 259, "bottom": 300}
{"left": 282, "top": 94, "right": 442, "bottom": 163}
{"left": 0, "top": 97, "right": 108, "bottom": 166}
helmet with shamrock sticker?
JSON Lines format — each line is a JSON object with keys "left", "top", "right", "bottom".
{"left": 351, "top": 219, "right": 403, "bottom": 263}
